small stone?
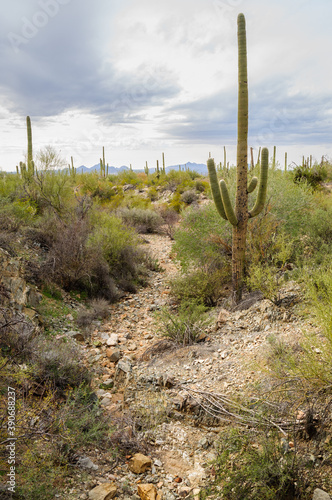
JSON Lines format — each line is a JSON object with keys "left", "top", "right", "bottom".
{"left": 68, "top": 330, "right": 85, "bottom": 342}
{"left": 106, "top": 348, "right": 121, "bottom": 362}
{"left": 312, "top": 489, "right": 331, "bottom": 500}
{"left": 88, "top": 482, "right": 117, "bottom": 500}
{"left": 129, "top": 453, "right": 152, "bottom": 474}
{"left": 127, "top": 342, "right": 138, "bottom": 351}
{"left": 106, "top": 334, "right": 119, "bottom": 346}
{"left": 77, "top": 456, "right": 98, "bottom": 470}
{"left": 178, "top": 487, "right": 191, "bottom": 498}
{"left": 100, "top": 397, "right": 112, "bottom": 406}
{"left": 116, "top": 357, "right": 132, "bottom": 374}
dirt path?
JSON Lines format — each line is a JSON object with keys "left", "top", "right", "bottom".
{"left": 67, "top": 233, "right": 310, "bottom": 499}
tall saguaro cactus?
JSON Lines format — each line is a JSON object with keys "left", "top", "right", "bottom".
{"left": 26, "top": 116, "right": 35, "bottom": 176}
{"left": 207, "top": 13, "right": 269, "bottom": 304}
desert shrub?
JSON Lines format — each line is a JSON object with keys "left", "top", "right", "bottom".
{"left": 158, "top": 205, "right": 179, "bottom": 239}
{"left": 195, "top": 179, "right": 209, "bottom": 192}
{"left": 164, "top": 169, "right": 195, "bottom": 193}
{"left": 88, "top": 210, "right": 148, "bottom": 290}
{"left": 31, "top": 337, "right": 90, "bottom": 390}
{"left": 88, "top": 211, "right": 138, "bottom": 268}
{"left": 147, "top": 186, "right": 159, "bottom": 201}
{"left": 173, "top": 203, "right": 232, "bottom": 271}
{"left": 0, "top": 308, "right": 35, "bottom": 361}
{"left": 22, "top": 169, "right": 73, "bottom": 217}
{"left": 58, "top": 384, "right": 109, "bottom": 447}
{"left": 25, "top": 210, "right": 122, "bottom": 300}
{"left": 156, "top": 301, "right": 211, "bottom": 345}
{"left": 293, "top": 163, "right": 327, "bottom": 189}
{"left": 206, "top": 428, "right": 305, "bottom": 500}
{"left": 117, "top": 207, "right": 163, "bottom": 233}
{"left": 0, "top": 172, "right": 22, "bottom": 199}
{"left": 168, "top": 192, "right": 183, "bottom": 212}
{"left": 180, "top": 188, "right": 198, "bottom": 204}
{"left": 170, "top": 267, "right": 230, "bottom": 306}
{"left": 37, "top": 217, "right": 97, "bottom": 290}
{"left": 116, "top": 169, "right": 142, "bottom": 186}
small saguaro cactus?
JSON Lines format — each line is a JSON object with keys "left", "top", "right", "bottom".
{"left": 100, "top": 147, "right": 106, "bottom": 177}
{"left": 162, "top": 152, "right": 166, "bottom": 175}
{"left": 144, "top": 161, "right": 149, "bottom": 176}
{"left": 272, "top": 145, "right": 277, "bottom": 170}
{"left": 207, "top": 13, "right": 269, "bottom": 304}
{"left": 69, "top": 156, "right": 76, "bottom": 178}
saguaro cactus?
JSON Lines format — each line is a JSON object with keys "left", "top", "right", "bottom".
{"left": 100, "top": 147, "right": 106, "bottom": 177}
{"left": 207, "top": 13, "right": 269, "bottom": 304}
{"left": 26, "top": 116, "right": 35, "bottom": 176}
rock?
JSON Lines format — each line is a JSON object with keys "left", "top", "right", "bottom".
{"left": 68, "top": 330, "right": 85, "bottom": 342}
{"left": 106, "top": 334, "right": 119, "bottom": 346}
{"left": 26, "top": 288, "right": 42, "bottom": 307}
{"left": 88, "top": 482, "right": 117, "bottom": 500}
{"left": 216, "top": 308, "right": 230, "bottom": 328}
{"left": 106, "top": 348, "right": 121, "bottom": 362}
{"left": 178, "top": 487, "right": 191, "bottom": 498}
{"left": 192, "top": 488, "right": 201, "bottom": 500}
{"left": 77, "top": 456, "right": 99, "bottom": 470}
{"left": 127, "top": 341, "right": 138, "bottom": 351}
{"left": 116, "top": 357, "right": 132, "bottom": 374}
{"left": 102, "top": 378, "right": 114, "bottom": 388}
{"left": 100, "top": 396, "right": 112, "bottom": 406}
{"left": 137, "top": 484, "right": 161, "bottom": 500}
{"left": 129, "top": 453, "right": 152, "bottom": 474}
{"left": 313, "top": 489, "right": 331, "bottom": 500}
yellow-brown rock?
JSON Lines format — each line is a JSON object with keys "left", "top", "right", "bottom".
{"left": 88, "top": 482, "right": 117, "bottom": 500}
{"left": 137, "top": 483, "right": 162, "bottom": 500}
{"left": 128, "top": 453, "right": 152, "bottom": 474}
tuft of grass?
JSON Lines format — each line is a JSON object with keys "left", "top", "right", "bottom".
{"left": 156, "top": 301, "right": 211, "bottom": 345}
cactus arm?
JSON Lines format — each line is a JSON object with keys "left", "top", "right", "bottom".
{"left": 247, "top": 176, "right": 258, "bottom": 193}
{"left": 220, "top": 180, "right": 238, "bottom": 226}
{"left": 249, "top": 147, "right": 269, "bottom": 218}
{"left": 207, "top": 158, "right": 228, "bottom": 220}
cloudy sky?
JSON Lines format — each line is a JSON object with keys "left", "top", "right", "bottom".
{"left": 0, "top": 0, "right": 331, "bottom": 171}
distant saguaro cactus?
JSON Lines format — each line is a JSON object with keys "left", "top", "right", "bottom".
{"left": 100, "top": 147, "right": 106, "bottom": 177}
{"left": 207, "top": 13, "right": 269, "bottom": 304}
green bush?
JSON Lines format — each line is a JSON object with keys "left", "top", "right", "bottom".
{"left": 173, "top": 203, "right": 232, "bottom": 271}
{"left": 293, "top": 163, "right": 327, "bottom": 189}
{"left": 170, "top": 267, "right": 230, "bottom": 306}
{"left": 156, "top": 301, "right": 211, "bottom": 345}
{"left": 206, "top": 428, "right": 304, "bottom": 500}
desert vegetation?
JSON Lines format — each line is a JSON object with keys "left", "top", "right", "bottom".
{"left": 1, "top": 11, "right": 332, "bottom": 500}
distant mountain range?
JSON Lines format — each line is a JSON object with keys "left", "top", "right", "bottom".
{"left": 76, "top": 161, "right": 208, "bottom": 175}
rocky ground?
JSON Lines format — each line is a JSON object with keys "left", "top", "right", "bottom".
{"left": 52, "top": 233, "right": 330, "bottom": 500}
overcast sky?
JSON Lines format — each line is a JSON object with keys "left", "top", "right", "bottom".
{"left": 0, "top": 0, "right": 331, "bottom": 171}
